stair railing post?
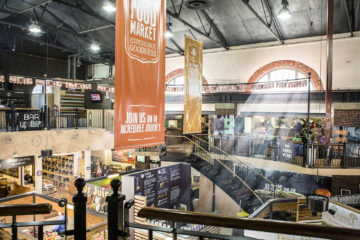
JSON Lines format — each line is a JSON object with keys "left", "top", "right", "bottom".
{"left": 106, "top": 178, "right": 126, "bottom": 240}
{"left": 73, "top": 178, "right": 87, "bottom": 240}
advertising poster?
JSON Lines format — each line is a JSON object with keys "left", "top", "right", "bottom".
{"left": 157, "top": 167, "right": 169, "bottom": 208}
{"left": 169, "top": 166, "right": 181, "bottom": 205}
{"left": 183, "top": 36, "right": 203, "bottom": 134}
{"left": 114, "top": 0, "right": 166, "bottom": 149}
{"left": 126, "top": 163, "right": 191, "bottom": 209}
{"left": 143, "top": 171, "right": 157, "bottom": 207}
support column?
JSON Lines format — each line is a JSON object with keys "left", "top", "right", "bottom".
{"left": 324, "top": 0, "right": 334, "bottom": 145}
{"left": 84, "top": 150, "right": 91, "bottom": 180}
{"left": 35, "top": 155, "right": 42, "bottom": 194}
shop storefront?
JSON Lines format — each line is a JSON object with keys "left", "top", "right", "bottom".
{"left": 0, "top": 156, "right": 34, "bottom": 198}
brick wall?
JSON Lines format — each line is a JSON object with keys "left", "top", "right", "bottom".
{"left": 331, "top": 175, "right": 360, "bottom": 195}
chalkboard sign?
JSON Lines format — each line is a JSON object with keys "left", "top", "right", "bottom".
{"left": 18, "top": 111, "right": 42, "bottom": 131}
{"left": 280, "top": 141, "right": 295, "bottom": 162}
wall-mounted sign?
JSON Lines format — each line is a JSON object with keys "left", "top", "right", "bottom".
{"left": 0, "top": 156, "right": 34, "bottom": 170}
{"left": 18, "top": 111, "right": 42, "bottom": 131}
{"left": 114, "top": 0, "right": 166, "bottom": 149}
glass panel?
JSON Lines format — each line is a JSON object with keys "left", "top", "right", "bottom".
{"left": 258, "top": 74, "right": 268, "bottom": 83}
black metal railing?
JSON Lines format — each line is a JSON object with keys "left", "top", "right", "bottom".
{"left": 2, "top": 179, "right": 360, "bottom": 240}
{"left": 0, "top": 200, "right": 68, "bottom": 240}
{"left": 0, "top": 108, "right": 113, "bottom": 131}
{"left": 199, "top": 135, "right": 359, "bottom": 169}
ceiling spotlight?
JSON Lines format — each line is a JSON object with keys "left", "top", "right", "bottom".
{"left": 103, "top": 2, "right": 116, "bottom": 12}
{"left": 278, "top": 0, "right": 291, "bottom": 20}
{"left": 165, "top": 31, "right": 174, "bottom": 39}
{"left": 29, "top": 21, "right": 41, "bottom": 33}
{"left": 90, "top": 41, "right": 101, "bottom": 52}
{"left": 165, "top": 22, "right": 173, "bottom": 39}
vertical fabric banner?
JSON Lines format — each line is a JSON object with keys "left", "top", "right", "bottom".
{"left": 114, "top": 0, "right": 166, "bottom": 149}
{"left": 183, "top": 36, "right": 203, "bottom": 134}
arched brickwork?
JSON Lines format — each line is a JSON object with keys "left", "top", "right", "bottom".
{"left": 247, "top": 60, "right": 323, "bottom": 92}
{"left": 165, "top": 68, "right": 208, "bottom": 84}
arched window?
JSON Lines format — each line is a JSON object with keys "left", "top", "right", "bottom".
{"left": 247, "top": 60, "right": 323, "bottom": 92}
{"left": 165, "top": 68, "right": 208, "bottom": 94}
{"left": 255, "top": 68, "right": 314, "bottom": 92}
{"left": 167, "top": 75, "right": 184, "bottom": 86}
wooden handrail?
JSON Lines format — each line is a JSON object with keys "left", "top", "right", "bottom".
{"left": 0, "top": 203, "right": 52, "bottom": 216}
{"left": 138, "top": 207, "right": 360, "bottom": 240}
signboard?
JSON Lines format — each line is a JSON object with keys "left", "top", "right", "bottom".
{"left": 18, "top": 111, "right": 42, "bottom": 131}
{"left": 83, "top": 183, "right": 113, "bottom": 198}
{"left": 224, "top": 116, "right": 235, "bottom": 135}
{"left": 334, "top": 130, "right": 349, "bottom": 136}
{"left": 0, "top": 156, "right": 34, "bottom": 170}
{"left": 322, "top": 202, "right": 360, "bottom": 229}
{"left": 334, "top": 137, "right": 348, "bottom": 143}
{"left": 112, "top": 150, "right": 136, "bottom": 164}
{"left": 280, "top": 141, "right": 295, "bottom": 162}
{"left": 183, "top": 36, "right": 203, "bottom": 134}
{"left": 126, "top": 163, "right": 191, "bottom": 209}
{"left": 334, "top": 110, "right": 360, "bottom": 127}
{"left": 114, "top": 0, "right": 166, "bottom": 149}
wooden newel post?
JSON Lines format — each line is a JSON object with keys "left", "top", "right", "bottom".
{"left": 107, "top": 178, "right": 126, "bottom": 240}
{"left": 73, "top": 178, "right": 87, "bottom": 240}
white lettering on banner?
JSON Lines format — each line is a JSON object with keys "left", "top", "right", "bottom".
{"left": 121, "top": 112, "right": 161, "bottom": 134}
{"left": 125, "top": 0, "right": 161, "bottom": 63}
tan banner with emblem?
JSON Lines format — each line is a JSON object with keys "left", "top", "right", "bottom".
{"left": 114, "top": 0, "right": 166, "bottom": 149}
{"left": 183, "top": 36, "right": 203, "bottom": 134}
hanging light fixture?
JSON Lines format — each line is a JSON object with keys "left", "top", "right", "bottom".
{"left": 103, "top": 1, "right": 116, "bottom": 12}
{"left": 90, "top": 41, "right": 101, "bottom": 52}
{"left": 29, "top": 21, "right": 41, "bottom": 33}
{"left": 278, "top": 0, "right": 291, "bottom": 20}
{"left": 165, "top": 22, "right": 173, "bottom": 39}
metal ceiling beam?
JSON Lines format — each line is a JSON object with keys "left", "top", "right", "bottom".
{"left": 169, "top": 38, "right": 184, "bottom": 55}
{"left": 166, "top": 46, "right": 183, "bottom": 55}
{"left": 0, "top": 8, "right": 114, "bottom": 53}
{"left": 200, "top": 9, "right": 230, "bottom": 50}
{"left": 241, "top": 0, "right": 284, "bottom": 44}
{"left": 52, "top": 0, "right": 115, "bottom": 26}
{"left": 167, "top": 10, "right": 229, "bottom": 50}
{"left": 14, "top": 0, "right": 53, "bottom": 14}
{"left": 78, "top": 25, "right": 113, "bottom": 34}
{"left": 0, "top": 21, "right": 107, "bottom": 63}
{"left": 263, "top": 0, "right": 285, "bottom": 42}
{"left": 343, "top": 0, "right": 354, "bottom": 36}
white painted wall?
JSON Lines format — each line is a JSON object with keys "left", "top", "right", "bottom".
{"left": 166, "top": 33, "right": 360, "bottom": 90}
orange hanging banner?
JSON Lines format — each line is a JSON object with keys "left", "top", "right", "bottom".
{"left": 183, "top": 36, "right": 203, "bottom": 134}
{"left": 114, "top": 0, "right": 166, "bottom": 149}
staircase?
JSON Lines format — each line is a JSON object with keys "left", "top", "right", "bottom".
{"left": 162, "top": 135, "right": 283, "bottom": 214}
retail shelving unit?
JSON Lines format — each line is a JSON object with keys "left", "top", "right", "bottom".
{"left": 42, "top": 155, "right": 74, "bottom": 191}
